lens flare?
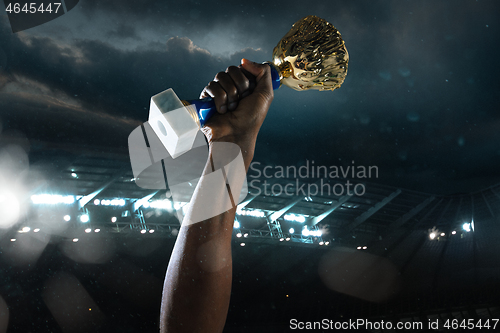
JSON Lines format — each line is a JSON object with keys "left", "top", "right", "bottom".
{"left": 0, "top": 189, "right": 21, "bottom": 229}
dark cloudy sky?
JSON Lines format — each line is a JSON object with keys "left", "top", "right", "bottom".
{"left": 0, "top": 0, "right": 499, "bottom": 195}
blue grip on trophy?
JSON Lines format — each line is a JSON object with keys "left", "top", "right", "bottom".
{"left": 186, "top": 98, "right": 216, "bottom": 127}
{"left": 187, "top": 64, "right": 281, "bottom": 127}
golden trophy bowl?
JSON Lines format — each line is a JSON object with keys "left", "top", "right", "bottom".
{"left": 271, "top": 15, "right": 349, "bottom": 91}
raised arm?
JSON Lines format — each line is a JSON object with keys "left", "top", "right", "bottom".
{"left": 159, "top": 59, "right": 274, "bottom": 333}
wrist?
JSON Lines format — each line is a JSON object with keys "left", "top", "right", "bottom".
{"left": 209, "top": 135, "right": 256, "bottom": 171}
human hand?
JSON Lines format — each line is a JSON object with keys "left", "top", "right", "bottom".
{"left": 200, "top": 59, "right": 274, "bottom": 159}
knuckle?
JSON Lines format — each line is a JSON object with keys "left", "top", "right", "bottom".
{"left": 218, "top": 90, "right": 228, "bottom": 101}
{"left": 241, "top": 80, "right": 250, "bottom": 91}
{"left": 229, "top": 86, "right": 238, "bottom": 97}
{"left": 215, "top": 71, "right": 226, "bottom": 80}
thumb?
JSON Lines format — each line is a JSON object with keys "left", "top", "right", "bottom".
{"left": 241, "top": 58, "right": 273, "bottom": 98}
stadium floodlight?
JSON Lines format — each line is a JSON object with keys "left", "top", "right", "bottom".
{"left": 240, "top": 243, "right": 245, "bottom": 246}
{"left": 173, "top": 202, "right": 185, "bottom": 210}
{"left": 79, "top": 214, "right": 89, "bottom": 223}
{"left": 100, "top": 198, "right": 126, "bottom": 207}
{"left": 284, "top": 213, "right": 306, "bottom": 223}
{"left": 33, "top": 228, "right": 40, "bottom": 233}
{"left": 64, "top": 215, "right": 71, "bottom": 222}
{"left": 73, "top": 238, "right": 79, "bottom": 242}
{"left": 302, "top": 228, "right": 309, "bottom": 236}
{"left": 440, "top": 232, "right": 445, "bottom": 236}
{"left": 452, "top": 230, "right": 457, "bottom": 235}
{"left": 236, "top": 208, "right": 265, "bottom": 217}
{"left": 141, "top": 229, "right": 147, "bottom": 234}
{"left": 233, "top": 221, "right": 240, "bottom": 229}
{"left": 429, "top": 232, "right": 436, "bottom": 240}
{"left": 149, "top": 229, "right": 155, "bottom": 233}
{"left": 150, "top": 199, "right": 173, "bottom": 210}
{"left": 357, "top": 246, "right": 362, "bottom": 250}
{"left": 310, "top": 230, "right": 322, "bottom": 237}
{"left": 85, "top": 228, "right": 92, "bottom": 233}
{"left": 94, "top": 229, "right": 100, "bottom": 233}
{"left": 236, "top": 233, "right": 242, "bottom": 238}
{"left": 111, "top": 217, "right": 117, "bottom": 223}
{"left": 289, "top": 228, "right": 295, "bottom": 234}
{"left": 462, "top": 223, "right": 471, "bottom": 232}
{"left": 94, "top": 199, "right": 100, "bottom": 205}
{"left": 31, "top": 194, "right": 75, "bottom": 205}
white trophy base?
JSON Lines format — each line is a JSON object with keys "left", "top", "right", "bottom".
{"left": 148, "top": 88, "right": 199, "bottom": 159}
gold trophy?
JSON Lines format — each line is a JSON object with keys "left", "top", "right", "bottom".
{"left": 270, "top": 15, "right": 349, "bottom": 91}
{"left": 147, "top": 15, "right": 349, "bottom": 158}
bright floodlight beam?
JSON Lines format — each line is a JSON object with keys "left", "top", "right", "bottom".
{"left": 0, "top": 189, "right": 22, "bottom": 229}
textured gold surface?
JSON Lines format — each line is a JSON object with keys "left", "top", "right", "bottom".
{"left": 272, "top": 15, "right": 349, "bottom": 91}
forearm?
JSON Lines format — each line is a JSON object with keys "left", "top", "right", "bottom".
{"left": 160, "top": 212, "right": 235, "bottom": 333}
{"left": 160, "top": 58, "right": 271, "bottom": 333}
{"left": 160, "top": 143, "right": 253, "bottom": 333}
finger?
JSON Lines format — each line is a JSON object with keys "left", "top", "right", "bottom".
{"left": 200, "top": 89, "right": 210, "bottom": 99}
{"left": 238, "top": 65, "right": 256, "bottom": 97}
{"left": 241, "top": 58, "right": 273, "bottom": 99}
{"left": 214, "top": 72, "right": 239, "bottom": 111}
{"left": 203, "top": 81, "right": 228, "bottom": 114}
{"left": 226, "top": 66, "right": 250, "bottom": 98}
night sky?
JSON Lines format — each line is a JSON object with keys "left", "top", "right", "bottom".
{"left": 1, "top": 0, "right": 499, "bottom": 195}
